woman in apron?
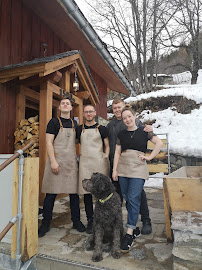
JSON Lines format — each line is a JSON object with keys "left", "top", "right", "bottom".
{"left": 112, "top": 104, "right": 163, "bottom": 253}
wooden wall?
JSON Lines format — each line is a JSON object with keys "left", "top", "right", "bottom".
{"left": 0, "top": 0, "right": 108, "bottom": 154}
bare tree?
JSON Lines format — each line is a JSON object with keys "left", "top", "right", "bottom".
{"left": 162, "top": 0, "right": 202, "bottom": 84}
{"left": 83, "top": 0, "right": 180, "bottom": 93}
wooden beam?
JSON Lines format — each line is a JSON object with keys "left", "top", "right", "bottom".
{"left": 39, "top": 82, "right": 53, "bottom": 205}
{"left": 39, "top": 54, "right": 80, "bottom": 77}
{"left": 16, "top": 86, "right": 25, "bottom": 128}
{"left": 59, "top": 71, "right": 70, "bottom": 92}
{"left": 0, "top": 76, "right": 18, "bottom": 83}
{"left": 22, "top": 71, "right": 62, "bottom": 87}
{"left": 0, "top": 62, "right": 45, "bottom": 79}
{"left": 48, "top": 81, "right": 82, "bottom": 105}
{"left": 76, "top": 57, "right": 100, "bottom": 104}
{"left": 76, "top": 91, "right": 90, "bottom": 100}
{"left": 20, "top": 85, "right": 59, "bottom": 107}
{"left": 75, "top": 62, "right": 96, "bottom": 106}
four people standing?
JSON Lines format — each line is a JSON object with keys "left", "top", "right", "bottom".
{"left": 39, "top": 97, "right": 163, "bottom": 254}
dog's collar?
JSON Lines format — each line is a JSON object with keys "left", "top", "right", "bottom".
{"left": 98, "top": 193, "right": 113, "bottom": 204}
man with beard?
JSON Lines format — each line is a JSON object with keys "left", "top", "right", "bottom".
{"left": 76, "top": 105, "right": 110, "bottom": 234}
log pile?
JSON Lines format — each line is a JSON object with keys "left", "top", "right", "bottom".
{"left": 14, "top": 115, "right": 39, "bottom": 157}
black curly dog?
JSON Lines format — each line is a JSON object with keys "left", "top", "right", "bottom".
{"left": 82, "top": 172, "right": 123, "bottom": 262}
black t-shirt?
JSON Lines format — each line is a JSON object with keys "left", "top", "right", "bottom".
{"left": 117, "top": 127, "right": 154, "bottom": 153}
{"left": 76, "top": 123, "right": 109, "bottom": 143}
{"left": 46, "top": 117, "right": 78, "bottom": 140}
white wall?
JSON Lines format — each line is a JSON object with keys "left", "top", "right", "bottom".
{"left": 0, "top": 155, "right": 14, "bottom": 244}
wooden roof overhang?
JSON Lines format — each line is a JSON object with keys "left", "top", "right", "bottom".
{"left": 0, "top": 51, "right": 100, "bottom": 107}
{"left": 21, "top": 0, "right": 130, "bottom": 96}
{"left": 0, "top": 51, "right": 100, "bottom": 204}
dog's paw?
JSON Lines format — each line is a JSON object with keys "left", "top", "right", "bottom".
{"left": 111, "top": 250, "right": 121, "bottom": 259}
{"left": 92, "top": 254, "right": 103, "bottom": 262}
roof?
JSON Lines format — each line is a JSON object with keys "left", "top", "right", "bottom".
{"left": 0, "top": 50, "right": 99, "bottom": 99}
{"left": 21, "top": 0, "right": 132, "bottom": 95}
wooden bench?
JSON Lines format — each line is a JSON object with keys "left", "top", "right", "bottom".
{"left": 147, "top": 133, "right": 171, "bottom": 176}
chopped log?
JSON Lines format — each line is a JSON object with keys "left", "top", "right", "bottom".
{"left": 19, "top": 119, "right": 29, "bottom": 127}
{"left": 14, "top": 116, "right": 40, "bottom": 157}
{"left": 28, "top": 115, "right": 38, "bottom": 124}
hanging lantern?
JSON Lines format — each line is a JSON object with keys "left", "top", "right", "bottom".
{"left": 73, "top": 64, "right": 79, "bottom": 94}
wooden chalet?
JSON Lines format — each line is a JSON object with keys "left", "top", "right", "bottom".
{"left": 0, "top": 0, "right": 132, "bottom": 203}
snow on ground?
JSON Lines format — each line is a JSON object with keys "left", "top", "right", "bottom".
{"left": 109, "top": 70, "right": 202, "bottom": 189}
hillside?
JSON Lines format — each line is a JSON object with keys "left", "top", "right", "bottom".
{"left": 108, "top": 70, "right": 202, "bottom": 158}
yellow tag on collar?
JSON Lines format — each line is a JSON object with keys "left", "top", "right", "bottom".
{"left": 99, "top": 193, "right": 113, "bottom": 203}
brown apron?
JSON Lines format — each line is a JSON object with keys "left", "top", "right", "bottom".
{"left": 78, "top": 124, "right": 110, "bottom": 194}
{"left": 117, "top": 149, "right": 149, "bottom": 180}
{"left": 42, "top": 117, "right": 78, "bottom": 194}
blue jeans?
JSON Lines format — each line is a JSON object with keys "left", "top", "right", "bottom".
{"left": 119, "top": 177, "right": 145, "bottom": 229}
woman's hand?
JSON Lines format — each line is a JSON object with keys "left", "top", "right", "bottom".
{"left": 112, "top": 170, "right": 118, "bottom": 181}
{"left": 51, "top": 160, "right": 60, "bottom": 174}
{"left": 138, "top": 154, "right": 150, "bottom": 161}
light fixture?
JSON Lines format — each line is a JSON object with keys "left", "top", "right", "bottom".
{"left": 73, "top": 64, "right": 79, "bottom": 94}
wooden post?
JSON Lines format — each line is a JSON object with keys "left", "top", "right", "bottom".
{"left": 59, "top": 71, "right": 71, "bottom": 92}
{"left": 16, "top": 86, "right": 25, "bottom": 128}
{"left": 39, "top": 82, "right": 53, "bottom": 205}
{"left": 11, "top": 158, "right": 39, "bottom": 260}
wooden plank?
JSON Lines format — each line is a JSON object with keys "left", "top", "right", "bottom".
{"left": 165, "top": 177, "right": 202, "bottom": 212}
{"left": 31, "top": 11, "right": 41, "bottom": 59}
{"left": 147, "top": 164, "right": 168, "bottom": 173}
{"left": 163, "top": 180, "right": 173, "bottom": 242}
{"left": 146, "top": 151, "right": 167, "bottom": 159}
{"left": 148, "top": 139, "right": 167, "bottom": 149}
{"left": 16, "top": 86, "right": 25, "bottom": 128}
{"left": 76, "top": 61, "right": 97, "bottom": 106}
{"left": 11, "top": 158, "right": 39, "bottom": 259}
{"left": 0, "top": 0, "right": 11, "bottom": 67}
{"left": 21, "top": 4, "right": 32, "bottom": 62}
{"left": 76, "top": 57, "right": 100, "bottom": 104}
{"left": 11, "top": 0, "right": 22, "bottom": 64}
{"left": 59, "top": 71, "right": 70, "bottom": 92}
{"left": 39, "top": 83, "right": 53, "bottom": 205}
{"left": 39, "top": 54, "right": 80, "bottom": 77}
{"left": 0, "top": 63, "right": 45, "bottom": 79}
{"left": 48, "top": 81, "right": 82, "bottom": 105}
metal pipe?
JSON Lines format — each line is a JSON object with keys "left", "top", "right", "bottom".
{"left": 15, "top": 153, "right": 24, "bottom": 270}
{"left": 0, "top": 140, "right": 34, "bottom": 172}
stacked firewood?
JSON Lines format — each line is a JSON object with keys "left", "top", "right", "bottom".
{"left": 14, "top": 115, "right": 39, "bottom": 157}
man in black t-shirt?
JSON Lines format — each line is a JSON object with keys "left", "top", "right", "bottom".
{"left": 76, "top": 104, "right": 110, "bottom": 234}
{"left": 38, "top": 98, "right": 85, "bottom": 238}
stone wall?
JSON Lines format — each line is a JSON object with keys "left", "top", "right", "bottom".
{"left": 170, "top": 154, "right": 202, "bottom": 172}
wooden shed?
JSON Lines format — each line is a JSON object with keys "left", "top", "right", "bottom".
{"left": 0, "top": 0, "right": 132, "bottom": 202}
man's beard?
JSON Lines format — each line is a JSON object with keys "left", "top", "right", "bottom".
{"left": 86, "top": 118, "right": 94, "bottom": 122}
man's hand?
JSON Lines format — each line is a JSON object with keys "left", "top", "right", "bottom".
{"left": 112, "top": 170, "right": 118, "bottom": 181}
{"left": 144, "top": 124, "right": 153, "bottom": 132}
{"left": 51, "top": 161, "right": 60, "bottom": 175}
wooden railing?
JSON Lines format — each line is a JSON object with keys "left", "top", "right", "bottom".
{"left": 0, "top": 140, "right": 34, "bottom": 241}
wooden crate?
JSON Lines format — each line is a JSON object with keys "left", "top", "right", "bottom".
{"left": 163, "top": 166, "right": 202, "bottom": 242}
{"left": 11, "top": 157, "right": 39, "bottom": 260}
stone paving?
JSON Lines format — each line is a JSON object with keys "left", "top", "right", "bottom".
{"left": 36, "top": 188, "right": 173, "bottom": 270}
{"left": 0, "top": 188, "right": 173, "bottom": 270}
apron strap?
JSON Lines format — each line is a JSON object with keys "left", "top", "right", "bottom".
{"left": 57, "top": 117, "right": 63, "bottom": 132}
{"left": 82, "top": 123, "right": 85, "bottom": 133}
{"left": 96, "top": 124, "right": 101, "bottom": 132}
{"left": 71, "top": 119, "right": 75, "bottom": 132}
